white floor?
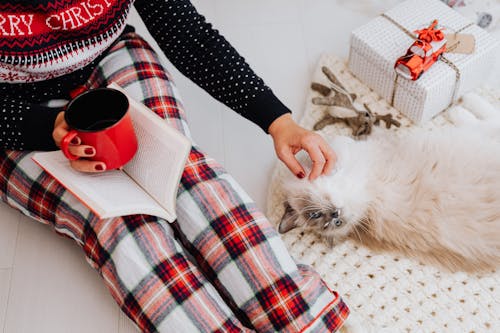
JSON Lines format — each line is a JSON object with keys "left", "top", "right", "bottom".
{"left": 1, "top": 1, "right": 499, "bottom": 332}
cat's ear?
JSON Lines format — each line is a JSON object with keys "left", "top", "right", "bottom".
{"left": 279, "top": 201, "right": 299, "bottom": 234}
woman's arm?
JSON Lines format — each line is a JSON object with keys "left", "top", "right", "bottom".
{"left": 133, "top": 0, "right": 291, "bottom": 133}
{"left": 268, "top": 114, "right": 336, "bottom": 180}
{"left": 134, "top": 0, "right": 336, "bottom": 179}
{"left": 0, "top": 96, "right": 60, "bottom": 151}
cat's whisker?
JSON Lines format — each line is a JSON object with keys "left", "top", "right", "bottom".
{"left": 298, "top": 195, "right": 324, "bottom": 206}
{"left": 304, "top": 216, "right": 316, "bottom": 226}
{"left": 356, "top": 220, "right": 370, "bottom": 234}
{"left": 352, "top": 226, "right": 364, "bottom": 245}
{"left": 302, "top": 202, "right": 324, "bottom": 209}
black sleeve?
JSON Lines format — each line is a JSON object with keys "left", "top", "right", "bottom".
{"left": 133, "top": 0, "right": 291, "bottom": 132}
{"left": 0, "top": 98, "right": 60, "bottom": 151}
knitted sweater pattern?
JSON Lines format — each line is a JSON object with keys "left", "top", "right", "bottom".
{"left": 0, "top": 0, "right": 131, "bottom": 82}
{"left": 0, "top": 0, "right": 291, "bottom": 151}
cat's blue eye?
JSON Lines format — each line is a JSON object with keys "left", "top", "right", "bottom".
{"left": 309, "top": 211, "right": 323, "bottom": 219}
{"left": 334, "top": 219, "right": 343, "bottom": 227}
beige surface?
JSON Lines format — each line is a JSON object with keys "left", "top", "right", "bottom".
{"left": 266, "top": 54, "right": 500, "bottom": 332}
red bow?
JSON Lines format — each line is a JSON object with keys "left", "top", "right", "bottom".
{"left": 415, "top": 20, "right": 445, "bottom": 43}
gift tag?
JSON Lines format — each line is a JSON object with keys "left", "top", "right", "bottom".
{"left": 445, "top": 33, "right": 476, "bottom": 54}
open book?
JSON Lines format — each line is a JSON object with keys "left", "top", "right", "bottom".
{"left": 32, "top": 83, "right": 191, "bottom": 222}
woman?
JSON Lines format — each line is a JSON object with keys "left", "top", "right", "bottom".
{"left": 0, "top": 0, "right": 349, "bottom": 332}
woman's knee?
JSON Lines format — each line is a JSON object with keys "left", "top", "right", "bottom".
{"left": 82, "top": 214, "right": 176, "bottom": 270}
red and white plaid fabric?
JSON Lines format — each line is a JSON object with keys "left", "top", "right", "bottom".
{"left": 0, "top": 32, "right": 349, "bottom": 332}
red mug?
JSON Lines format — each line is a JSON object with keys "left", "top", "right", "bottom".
{"left": 61, "top": 88, "right": 138, "bottom": 170}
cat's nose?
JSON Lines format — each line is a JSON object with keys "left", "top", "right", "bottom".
{"left": 331, "top": 209, "right": 340, "bottom": 219}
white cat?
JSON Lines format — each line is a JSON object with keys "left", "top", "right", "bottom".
{"left": 279, "top": 97, "right": 500, "bottom": 270}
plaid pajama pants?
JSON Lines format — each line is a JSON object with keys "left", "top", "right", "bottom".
{"left": 0, "top": 32, "right": 349, "bottom": 332}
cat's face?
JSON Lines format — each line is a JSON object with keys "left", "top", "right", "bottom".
{"left": 279, "top": 192, "right": 349, "bottom": 239}
{"left": 278, "top": 168, "right": 370, "bottom": 242}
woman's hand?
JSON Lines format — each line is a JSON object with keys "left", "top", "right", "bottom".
{"left": 268, "top": 113, "right": 336, "bottom": 180}
{"left": 52, "top": 111, "right": 106, "bottom": 173}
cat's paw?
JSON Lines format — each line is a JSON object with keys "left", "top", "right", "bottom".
{"left": 461, "top": 92, "right": 500, "bottom": 122}
{"left": 446, "top": 105, "right": 479, "bottom": 126}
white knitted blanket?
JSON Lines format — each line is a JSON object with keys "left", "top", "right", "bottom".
{"left": 266, "top": 55, "right": 500, "bottom": 332}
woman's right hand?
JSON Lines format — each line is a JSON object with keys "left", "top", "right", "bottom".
{"left": 52, "top": 111, "right": 107, "bottom": 173}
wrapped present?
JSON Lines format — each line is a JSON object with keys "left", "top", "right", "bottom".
{"left": 348, "top": 0, "right": 500, "bottom": 123}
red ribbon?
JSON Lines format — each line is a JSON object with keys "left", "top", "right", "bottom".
{"left": 414, "top": 20, "right": 445, "bottom": 43}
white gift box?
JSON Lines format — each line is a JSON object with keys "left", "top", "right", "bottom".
{"left": 348, "top": 0, "right": 500, "bottom": 123}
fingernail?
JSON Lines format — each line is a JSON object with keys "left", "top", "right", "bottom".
{"left": 95, "top": 164, "right": 105, "bottom": 171}
{"left": 71, "top": 137, "right": 80, "bottom": 145}
{"left": 84, "top": 147, "right": 95, "bottom": 155}
{"left": 296, "top": 172, "right": 305, "bottom": 179}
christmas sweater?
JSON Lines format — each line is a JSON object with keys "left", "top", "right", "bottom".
{"left": 0, "top": 0, "right": 290, "bottom": 150}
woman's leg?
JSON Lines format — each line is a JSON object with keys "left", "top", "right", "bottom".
{"left": 93, "top": 32, "right": 349, "bottom": 332}
{"left": 0, "top": 156, "right": 252, "bottom": 333}
{"left": 0, "top": 50, "right": 254, "bottom": 333}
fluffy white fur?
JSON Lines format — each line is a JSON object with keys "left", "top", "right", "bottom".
{"left": 280, "top": 103, "right": 500, "bottom": 270}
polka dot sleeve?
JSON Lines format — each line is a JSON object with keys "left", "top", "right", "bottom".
{"left": 0, "top": 53, "right": 107, "bottom": 151}
{"left": 134, "top": 0, "right": 291, "bottom": 132}
{"left": 0, "top": 97, "right": 60, "bottom": 151}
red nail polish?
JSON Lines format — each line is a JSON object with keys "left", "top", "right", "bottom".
{"left": 297, "top": 172, "right": 305, "bottom": 179}
{"left": 70, "top": 137, "right": 80, "bottom": 145}
{"left": 95, "top": 164, "right": 105, "bottom": 171}
{"left": 84, "top": 148, "right": 94, "bottom": 155}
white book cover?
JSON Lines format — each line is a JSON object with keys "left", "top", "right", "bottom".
{"left": 32, "top": 83, "right": 192, "bottom": 222}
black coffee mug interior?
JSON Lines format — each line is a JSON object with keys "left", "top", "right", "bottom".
{"left": 65, "top": 88, "right": 129, "bottom": 131}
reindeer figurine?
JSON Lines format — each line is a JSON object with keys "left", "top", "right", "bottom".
{"left": 312, "top": 66, "right": 400, "bottom": 136}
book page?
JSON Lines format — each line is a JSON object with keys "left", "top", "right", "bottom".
{"left": 113, "top": 85, "right": 191, "bottom": 219}
{"left": 32, "top": 151, "right": 175, "bottom": 221}
{"left": 33, "top": 84, "right": 190, "bottom": 222}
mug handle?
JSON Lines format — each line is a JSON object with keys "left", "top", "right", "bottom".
{"left": 61, "top": 130, "right": 80, "bottom": 161}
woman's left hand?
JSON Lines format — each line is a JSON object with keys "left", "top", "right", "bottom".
{"left": 268, "top": 113, "right": 336, "bottom": 181}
